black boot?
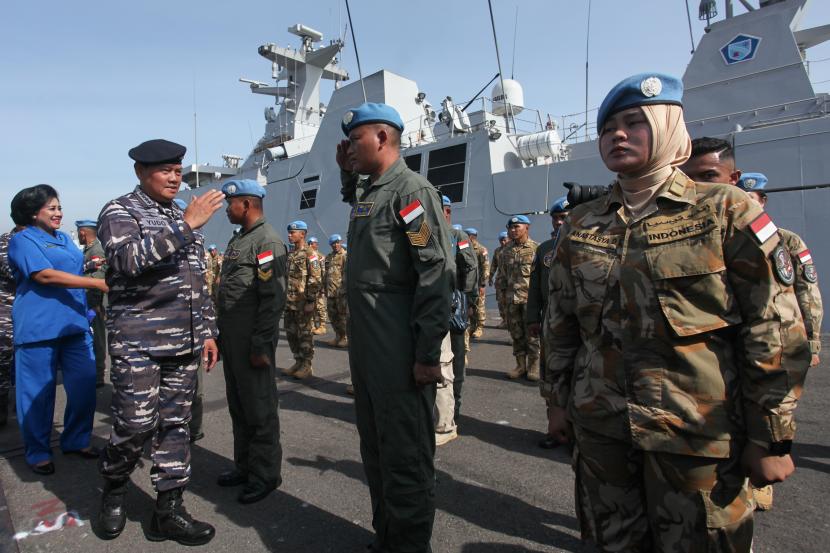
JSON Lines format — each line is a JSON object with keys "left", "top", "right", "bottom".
{"left": 96, "top": 478, "right": 128, "bottom": 539}
{"left": 147, "top": 488, "right": 215, "bottom": 546}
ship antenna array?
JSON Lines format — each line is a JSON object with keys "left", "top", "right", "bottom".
{"left": 344, "top": 0, "right": 368, "bottom": 102}
{"left": 487, "top": 0, "right": 513, "bottom": 133}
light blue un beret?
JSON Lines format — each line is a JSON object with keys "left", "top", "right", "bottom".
{"left": 506, "top": 215, "right": 530, "bottom": 227}
{"left": 75, "top": 220, "right": 98, "bottom": 229}
{"left": 328, "top": 234, "right": 342, "bottom": 244}
{"left": 597, "top": 73, "right": 683, "bottom": 131}
{"left": 498, "top": 230, "right": 508, "bottom": 239}
{"left": 287, "top": 220, "right": 308, "bottom": 231}
{"left": 342, "top": 102, "right": 404, "bottom": 136}
{"left": 451, "top": 224, "right": 463, "bottom": 231}
{"left": 308, "top": 236, "right": 318, "bottom": 244}
{"left": 549, "top": 196, "right": 569, "bottom": 215}
{"left": 208, "top": 244, "right": 217, "bottom": 251}
{"left": 464, "top": 228, "right": 478, "bottom": 236}
{"left": 222, "top": 179, "right": 266, "bottom": 198}
{"left": 442, "top": 195, "right": 452, "bottom": 207}
{"left": 737, "top": 172, "right": 768, "bottom": 192}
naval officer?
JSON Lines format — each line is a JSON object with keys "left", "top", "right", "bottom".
{"left": 215, "top": 179, "right": 287, "bottom": 504}
{"left": 95, "top": 139, "right": 223, "bottom": 545}
{"left": 337, "top": 102, "right": 453, "bottom": 553}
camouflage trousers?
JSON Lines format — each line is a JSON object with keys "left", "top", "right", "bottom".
{"left": 0, "top": 312, "right": 12, "bottom": 398}
{"left": 573, "top": 425, "right": 754, "bottom": 553}
{"left": 100, "top": 351, "right": 198, "bottom": 492}
{"left": 327, "top": 294, "right": 348, "bottom": 337}
{"left": 495, "top": 286, "right": 508, "bottom": 322}
{"left": 435, "top": 333, "right": 455, "bottom": 434}
{"left": 506, "top": 303, "right": 539, "bottom": 358}
{"left": 314, "top": 293, "right": 328, "bottom": 327}
{"left": 285, "top": 308, "right": 315, "bottom": 361}
{"left": 90, "top": 308, "right": 107, "bottom": 386}
{"left": 469, "top": 292, "right": 486, "bottom": 334}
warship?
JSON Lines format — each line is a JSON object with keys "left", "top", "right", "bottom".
{"left": 180, "top": 0, "right": 830, "bottom": 328}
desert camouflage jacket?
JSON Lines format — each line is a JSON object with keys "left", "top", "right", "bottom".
{"left": 778, "top": 228, "right": 823, "bottom": 354}
{"left": 505, "top": 238, "right": 538, "bottom": 305}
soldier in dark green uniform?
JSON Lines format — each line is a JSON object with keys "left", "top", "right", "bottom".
{"left": 526, "top": 197, "right": 569, "bottom": 449}
{"left": 76, "top": 220, "right": 108, "bottom": 387}
{"left": 337, "top": 102, "right": 453, "bottom": 553}
{"left": 214, "top": 179, "right": 287, "bottom": 504}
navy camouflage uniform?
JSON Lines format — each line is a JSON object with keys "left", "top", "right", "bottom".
{"left": 0, "top": 230, "right": 18, "bottom": 423}
{"left": 97, "top": 186, "right": 217, "bottom": 491}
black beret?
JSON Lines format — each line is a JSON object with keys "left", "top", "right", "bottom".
{"left": 128, "top": 139, "right": 186, "bottom": 165}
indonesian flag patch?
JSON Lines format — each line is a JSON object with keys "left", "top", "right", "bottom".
{"left": 399, "top": 199, "right": 425, "bottom": 224}
{"left": 257, "top": 250, "right": 274, "bottom": 265}
{"left": 797, "top": 249, "right": 812, "bottom": 265}
{"left": 749, "top": 213, "right": 777, "bottom": 244}
{"left": 458, "top": 240, "right": 470, "bottom": 250}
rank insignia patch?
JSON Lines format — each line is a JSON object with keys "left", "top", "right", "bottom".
{"left": 406, "top": 221, "right": 432, "bottom": 247}
{"left": 257, "top": 268, "right": 273, "bottom": 281}
{"left": 772, "top": 244, "right": 795, "bottom": 286}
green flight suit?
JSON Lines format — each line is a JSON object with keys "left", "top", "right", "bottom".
{"left": 82, "top": 238, "right": 107, "bottom": 385}
{"left": 216, "top": 217, "right": 287, "bottom": 488}
{"left": 525, "top": 234, "right": 557, "bottom": 388}
{"left": 341, "top": 158, "right": 453, "bottom": 553}
{"left": 449, "top": 228, "right": 478, "bottom": 421}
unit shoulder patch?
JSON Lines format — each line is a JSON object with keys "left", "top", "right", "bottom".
{"left": 406, "top": 221, "right": 432, "bottom": 247}
{"left": 772, "top": 244, "right": 795, "bottom": 286}
{"left": 399, "top": 199, "right": 425, "bottom": 224}
{"left": 803, "top": 263, "right": 818, "bottom": 284}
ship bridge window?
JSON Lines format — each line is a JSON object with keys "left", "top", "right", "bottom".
{"left": 300, "top": 188, "right": 318, "bottom": 210}
{"left": 426, "top": 144, "right": 466, "bottom": 203}
{"left": 303, "top": 174, "right": 320, "bottom": 183}
{"left": 404, "top": 154, "right": 422, "bottom": 173}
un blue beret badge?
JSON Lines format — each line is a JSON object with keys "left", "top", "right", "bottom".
{"left": 804, "top": 263, "right": 818, "bottom": 283}
{"left": 772, "top": 245, "right": 795, "bottom": 286}
{"left": 743, "top": 178, "right": 757, "bottom": 189}
{"left": 640, "top": 77, "right": 662, "bottom": 98}
{"left": 343, "top": 111, "right": 354, "bottom": 126}
{"left": 226, "top": 184, "right": 237, "bottom": 194}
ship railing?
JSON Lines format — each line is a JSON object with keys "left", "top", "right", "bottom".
{"left": 684, "top": 95, "right": 830, "bottom": 127}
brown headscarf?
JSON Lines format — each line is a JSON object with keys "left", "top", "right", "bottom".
{"left": 617, "top": 104, "right": 692, "bottom": 220}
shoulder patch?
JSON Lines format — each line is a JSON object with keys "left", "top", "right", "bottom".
{"left": 749, "top": 212, "right": 778, "bottom": 244}
{"left": 399, "top": 199, "right": 425, "bottom": 224}
{"left": 772, "top": 244, "right": 795, "bottom": 286}
{"left": 803, "top": 263, "right": 818, "bottom": 284}
{"left": 257, "top": 250, "right": 274, "bottom": 265}
{"left": 543, "top": 250, "right": 554, "bottom": 267}
{"left": 350, "top": 202, "right": 374, "bottom": 219}
{"left": 406, "top": 221, "right": 432, "bottom": 247}
{"left": 797, "top": 249, "right": 812, "bottom": 265}
{"left": 458, "top": 240, "right": 470, "bottom": 250}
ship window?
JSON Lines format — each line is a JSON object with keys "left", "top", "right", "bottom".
{"left": 300, "top": 188, "right": 318, "bottom": 210}
{"left": 303, "top": 174, "right": 320, "bottom": 183}
{"left": 426, "top": 144, "right": 466, "bottom": 202}
{"left": 404, "top": 154, "right": 422, "bottom": 173}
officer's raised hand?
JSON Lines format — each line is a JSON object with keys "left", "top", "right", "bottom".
{"left": 184, "top": 190, "right": 225, "bottom": 230}
{"left": 336, "top": 140, "right": 354, "bottom": 172}
{"left": 413, "top": 361, "right": 444, "bottom": 387}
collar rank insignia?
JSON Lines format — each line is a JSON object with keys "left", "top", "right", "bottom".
{"left": 406, "top": 221, "right": 432, "bottom": 248}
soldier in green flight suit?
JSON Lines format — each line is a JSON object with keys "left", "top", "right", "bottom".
{"left": 214, "top": 179, "right": 287, "bottom": 504}
{"left": 76, "top": 220, "right": 108, "bottom": 387}
{"left": 337, "top": 102, "right": 453, "bottom": 553}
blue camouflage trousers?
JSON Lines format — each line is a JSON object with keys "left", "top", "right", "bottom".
{"left": 99, "top": 351, "right": 198, "bottom": 492}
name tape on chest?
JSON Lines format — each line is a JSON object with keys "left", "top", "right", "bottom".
{"left": 749, "top": 213, "right": 778, "bottom": 244}
{"left": 399, "top": 199, "right": 425, "bottom": 224}
{"left": 406, "top": 221, "right": 432, "bottom": 247}
{"left": 257, "top": 250, "right": 274, "bottom": 265}
{"left": 569, "top": 230, "right": 620, "bottom": 250}
{"left": 797, "top": 249, "right": 812, "bottom": 265}
{"left": 350, "top": 202, "right": 374, "bottom": 219}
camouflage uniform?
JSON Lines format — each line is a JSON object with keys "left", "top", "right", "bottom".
{"left": 324, "top": 248, "right": 348, "bottom": 344}
{"left": 543, "top": 172, "right": 811, "bottom": 552}
{"left": 313, "top": 251, "right": 328, "bottom": 331}
{"left": 779, "top": 228, "right": 823, "bottom": 355}
{"left": 97, "top": 186, "right": 217, "bottom": 492}
{"left": 526, "top": 234, "right": 558, "bottom": 384}
{"left": 448, "top": 228, "right": 478, "bottom": 421}
{"left": 205, "top": 252, "right": 221, "bottom": 301}
{"left": 284, "top": 244, "right": 322, "bottom": 371}
{"left": 504, "top": 237, "right": 539, "bottom": 377}
{"left": 0, "top": 230, "right": 18, "bottom": 424}
{"left": 490, "top": 244, "right": 509, "bottom": 325}
{"left": 468, "top": 240, "right": 489, "bottom": 337}
{"left": 82, "top": 238, "right": 108, "bottom": 386}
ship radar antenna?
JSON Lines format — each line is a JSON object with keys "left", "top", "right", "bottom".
{"left": 487, "top": 0, "right": 513, "bottom": 133}
{"left": 344, "top": 0, "right": 368, "bottom": 102}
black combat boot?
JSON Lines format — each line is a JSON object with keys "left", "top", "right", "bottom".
{"left": 96, "top": 478, "right": 128, "bottom": 539}
{"left": 147, "top": 488, "right": 215, "bottom": 546}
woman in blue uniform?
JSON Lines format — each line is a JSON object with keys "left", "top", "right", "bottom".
{"left": 8, "top": 185, "right": 109, "bottom": 475}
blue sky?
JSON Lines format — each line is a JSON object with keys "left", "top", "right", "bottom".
{"left": 2, "top": 0, "right": 829, "bottom": 233}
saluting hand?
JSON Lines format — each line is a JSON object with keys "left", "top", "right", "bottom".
{"left": 413, "top": 361, "right": 444, "bottom": 387}
{"left": 184, "top": 190, "right": 226, "bottom": 230}
{"left": 336, "top": 140, "right": 354, "bottom": 172}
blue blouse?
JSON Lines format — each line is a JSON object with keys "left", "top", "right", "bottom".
{"left": 8, "top": 227, "right": 89, "bottom": 345}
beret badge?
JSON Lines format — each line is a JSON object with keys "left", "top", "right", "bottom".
{"left": 640, "top": 76, "right": 663, "bottom": 98}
